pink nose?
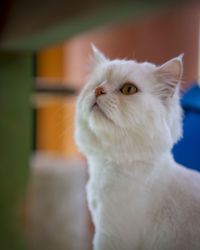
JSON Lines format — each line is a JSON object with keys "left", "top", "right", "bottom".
{"left": 95, "top": 86, "right": 106, "bottom": 97}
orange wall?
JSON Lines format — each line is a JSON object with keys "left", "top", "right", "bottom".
{"left": 37, "top": 45, "right": 64, "bottom": 79}
{"left": 36, "top": 45, "right": 78, "bottom": 157}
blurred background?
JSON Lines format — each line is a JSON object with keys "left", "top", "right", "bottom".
{"left": 0, "top": 0, "right": 199, "bottom": 249}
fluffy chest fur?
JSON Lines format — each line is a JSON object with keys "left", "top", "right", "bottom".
{"left": 87, "top": 160, "right": 155, "bottom": 234}
{"left": 87, "top": 163, "right": 151, "bottom": 249}
{"left": 86, "top": 158, "right": 200, "bottom": 250}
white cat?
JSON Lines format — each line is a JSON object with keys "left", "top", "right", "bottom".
{"left": 75, "top": 45, "right": 200, "bottom": 250}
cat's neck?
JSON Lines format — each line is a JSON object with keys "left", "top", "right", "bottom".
{"left": 87, "top": 150, "right": 175, "bottom": 176}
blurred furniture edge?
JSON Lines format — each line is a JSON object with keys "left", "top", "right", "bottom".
{"left": 0, "top": 0, "right": 193, "bottom": 249}
{"left": 24, "top": 152, "right": 90, "bottom": 250}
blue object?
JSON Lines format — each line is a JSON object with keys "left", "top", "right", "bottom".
{"left": 173, "top": 84, "right": 200, "bottom": 171}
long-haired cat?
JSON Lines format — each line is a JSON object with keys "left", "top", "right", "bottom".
{"left": 75, "top": 45, "right": 200, "bottom": 250}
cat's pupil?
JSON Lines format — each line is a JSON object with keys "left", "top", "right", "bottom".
{"left": 128, "top": 86, "right": 132, "bottom": 92}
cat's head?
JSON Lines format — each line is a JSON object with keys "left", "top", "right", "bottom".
{"left": 75, "top": 45, "right": 183, "bottom": 163}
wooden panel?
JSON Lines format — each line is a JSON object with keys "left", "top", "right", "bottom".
{"left": 37, "top": 45, "right": 64, "bottom": 79}
{"left": 36, "top": 45, "right": 78, "bottom": 156}
{"left": 36, "top": 102, "right": 65, "bottom": 153}
{"left": 0, "top": 53, "right": 32, "bottom": 249}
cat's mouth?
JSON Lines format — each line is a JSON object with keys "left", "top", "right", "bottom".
{"left": 91, "top": 102, "right": 104, "bottom": 113}
{"left": 92, "top": 102, "right": 98, "bottom": 109}
{"left": 91, "top": 102, "right": 112, "bottom": 122}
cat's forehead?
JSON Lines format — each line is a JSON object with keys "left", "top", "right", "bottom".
{"left": 111, "top": 59, "right": 154, "bottom": 73}
{"left": 94, "top": 59, "right": 156, "bottom": 85}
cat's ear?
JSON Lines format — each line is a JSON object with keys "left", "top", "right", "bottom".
{"left": 90, "top": 44, "right": 108, "bottom": 67}
{"left": 155, "top": 55, "right": 183, "bottom": 100}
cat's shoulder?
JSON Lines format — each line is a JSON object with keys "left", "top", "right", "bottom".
{"left": 175, "top": 164, "right": 200, "bottom": 188}
{"left": 169, "top": 164, "right": 200, "bottom": 206}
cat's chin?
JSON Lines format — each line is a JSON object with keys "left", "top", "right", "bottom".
{"left": 92, "top": 103, "right": 104, "bottom": 115}
{"left": 91, "top": 103, "right": 113, "bottom": 123}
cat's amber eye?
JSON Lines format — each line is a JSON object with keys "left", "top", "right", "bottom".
{"left": 120, "top": 83, "right": 138, "bottom": 95}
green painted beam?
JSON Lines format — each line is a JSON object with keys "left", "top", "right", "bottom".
{"left": 0, "top": 0, "right": 178, "bottom": 51}
{"left": 0, "top": 53, "right": 32, "bottom": 249}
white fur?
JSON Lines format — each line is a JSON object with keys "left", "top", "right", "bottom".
{"left": 75, "top": 47, "right": 200, "bottom": 250}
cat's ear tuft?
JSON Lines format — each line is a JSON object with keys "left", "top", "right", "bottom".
{"left": 155, "top": 55, "right": 183, "bottom": 99}
{"left": 90, "top": 44, "right": 108, "bottom": 66}
{"left": 156, "top": 56, "right": 183, "bottom": 84}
